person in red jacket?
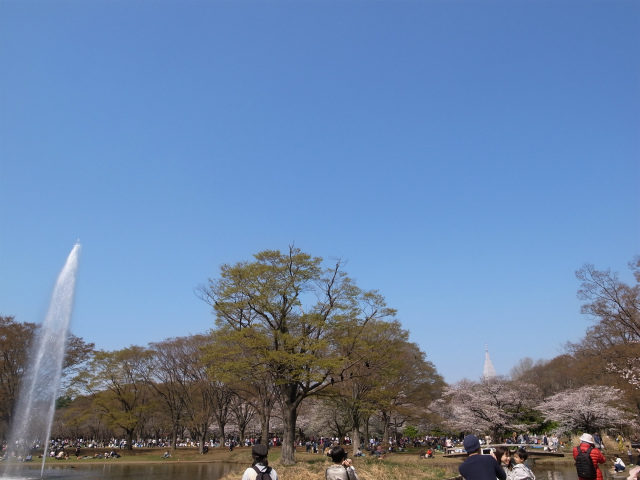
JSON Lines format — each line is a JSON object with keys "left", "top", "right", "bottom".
{"left": 573, "top": 433, "right": 606, "bottom": 480}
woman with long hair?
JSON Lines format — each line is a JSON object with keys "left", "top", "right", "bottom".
{"left": 494, "top": 446, "right": 512, "bottom": 476}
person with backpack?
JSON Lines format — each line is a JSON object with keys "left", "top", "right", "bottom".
{"left": 241, "top": 444, "right": 278, "bottom": 480}
{"left": 325, "top": 446, "right": 359, "bottom": 480}
{"left": 573, "top": 433, "right": 606, "bottom": 480}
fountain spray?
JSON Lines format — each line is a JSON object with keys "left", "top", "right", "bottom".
{"left": 4, "top": 243, "right": 81, "bottom": 478}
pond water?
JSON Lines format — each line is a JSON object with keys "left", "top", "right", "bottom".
{"left": 531, "top": 463, "right": 623, "bottom": 480}
{"left": 0, "top": 460, "right": 623, "bottom": 480}
{"left": 0, "top": 462, "right": 243, "bottom": 480}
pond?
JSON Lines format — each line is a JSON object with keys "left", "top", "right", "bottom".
{"left": 0, "top": 462, "right": 243, "bottom": 480}
{"left": 0, "top": 460, "right": 623, "bottom": 480}
{"left": 531, "top": 462, "right": 623, "bottom": 480}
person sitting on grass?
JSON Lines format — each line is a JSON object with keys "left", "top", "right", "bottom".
{"left": 326, "top": 446, "right": 359, "bottom": 480}
{"left": 614, "top": 455, "right": 626, "bottom": 473}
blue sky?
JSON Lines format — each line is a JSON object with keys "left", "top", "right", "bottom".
{"left": 1, "top": 0, "right": 638, "bottom": 383}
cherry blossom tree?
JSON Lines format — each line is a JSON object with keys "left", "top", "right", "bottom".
{"left": 535, "top": 385, "right": 634, "bottom": 433}
{"left": 573, "top": 256, "right": 640, "bottom": 390}
{"left": 429, "top": 376, "right": 540, "bottom": 439}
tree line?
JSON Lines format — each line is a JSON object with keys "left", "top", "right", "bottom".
{"left": 428, "top": 256, "right": 640, "bottom": 441}
{"left": 1, "top": 248, "right": 637, "bottom": 463}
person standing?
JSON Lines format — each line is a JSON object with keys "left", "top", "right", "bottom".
{"left": 573, "top": 434, "right": 606, "bottom": 480}
{"left": 241, "top": 444, "right": 278, "bottom": 480}
{"left": 594, "top": 433, "right": 602, "bottom": 450}
{"left": 459, "top": 435, "right": 507, "bottom": 480}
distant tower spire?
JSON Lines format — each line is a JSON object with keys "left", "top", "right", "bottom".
{"left": 483, "top": 343, "right": 496, "bottom": 379}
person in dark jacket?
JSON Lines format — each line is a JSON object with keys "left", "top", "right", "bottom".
{"left": 459, "top": 435, "right": 506, "bottom": 480}
{"left": 573, "top": 433, "right": 606, "bottom": 480}
{"left": 325, "top": 446, "right": 359, "bottom": 480}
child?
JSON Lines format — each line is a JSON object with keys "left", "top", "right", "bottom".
{"left": 510, "top": 448, "right": 536, "bottom": 480}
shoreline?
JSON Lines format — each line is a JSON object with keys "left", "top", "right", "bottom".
{"left": 0, "top": 445, "right": 575, "bottom": 467}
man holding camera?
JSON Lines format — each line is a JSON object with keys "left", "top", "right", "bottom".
{"left": 459, "top": 435, "right": 507, "bottom": 480}
{"left": 326, "top": 446, "right": 360, "bottom": 480}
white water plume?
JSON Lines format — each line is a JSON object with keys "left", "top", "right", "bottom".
{"left": 4, "top": 243, "right": 81, "bottom": 475}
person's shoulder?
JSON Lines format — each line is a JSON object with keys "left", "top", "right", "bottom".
{"left": 242, "top": 467, "right": 258, "bottom": 480}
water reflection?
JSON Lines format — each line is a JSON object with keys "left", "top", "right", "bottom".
{"left": 2, "top": 461, "right": 618, "bottom": 480}
{"left": 1, "top": 462, "right": 243, "bottom": 480}
{"left": 533, "top": 463, "right": 618, "bottom": 480}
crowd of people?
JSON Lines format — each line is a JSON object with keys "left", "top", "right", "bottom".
{"left": 456, "top": 432, "right": 640, "bottom": 480}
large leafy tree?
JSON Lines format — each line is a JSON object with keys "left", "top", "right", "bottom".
{"left": 77, "top": 347, "right": 154, "bottom": 449}
{"left": 0, "top": 316, "right": 36, "bottom": 438}
{"left": 204, "top": 327, "right": 278, "bottom": 446}
{"left": 197, "top": 246, "right": 397, "bottom": 464}
{"left": 372, "top": 340, "right": 444, "bottom": 446}
{"left": 323, "top": 320, "right": 444, "bottom": 452}
{"left": 170, "top": 334, "right": 225, "bottom": 453}
{"left": 146, "top": 336, "right": 194, "bottom": 451}
{"left": 0, "top": 315, "right": 94, "bottom": 440}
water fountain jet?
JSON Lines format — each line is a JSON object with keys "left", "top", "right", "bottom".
{"left": 3, "top": 243, "right": 81, "bottom": 478}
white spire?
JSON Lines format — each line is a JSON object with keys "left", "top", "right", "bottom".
{"left": 483, "top": 343, "right": 496, "bottom": 379}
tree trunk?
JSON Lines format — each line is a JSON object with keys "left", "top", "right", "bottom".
{"left": 280, "top": 402, "right": 298, "bottom": 465}
{"left": 199, "top": 431, "right": 207, "bottom": 454}
{"left": 217, "top": 420, "right": 226, "bottom": 448}
{"left": 260, "top": 410, "right": 271, "bottom": 446}
{"left": 351, "top": 415, "right": 361, "bottom": 457}
{"left": 172, "top": 423, "right": 178, "bottom": 451}
{"left": 126, "top": 429, "right": 134, "bottom": 450}
{"left": 364, "top": 417, "right": 370, "bottom": 448}
{"left": 381, "top": 413, "right": 390, "bottom": 447}
{"left": 351, "top": 428, "right": 361, "bottom": 457}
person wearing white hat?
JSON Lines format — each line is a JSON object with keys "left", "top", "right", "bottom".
{"left": 573, "top": 433, "right": 606, "bottom": 480}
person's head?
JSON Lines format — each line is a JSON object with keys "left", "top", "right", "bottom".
{"left": 463, "top": 435, "right": 481, "bottom": 455}
{"left": 330, "top": 446, "right": 347, "bottom": 464}
{"left": 580, "top": 433, "right": 595, "bottom": 446}
{"left": 495, "top": 446, "right": 511, "bottom": 466}
{"left": 251, "top": 444, "right": 269, "bottom": 466}
{"left": 513, "top": 448, "right": 528, "bottom": 464}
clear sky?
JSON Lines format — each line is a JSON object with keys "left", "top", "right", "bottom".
{"left": 1, "top": 0, "right": 638, "bottom": 384}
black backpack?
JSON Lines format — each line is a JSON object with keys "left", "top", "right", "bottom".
{"left": 575, "top": 446, "right": 597, "bottom": 479}
{"left": 253, "top": 466, "right": 272, "bottom": 480}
